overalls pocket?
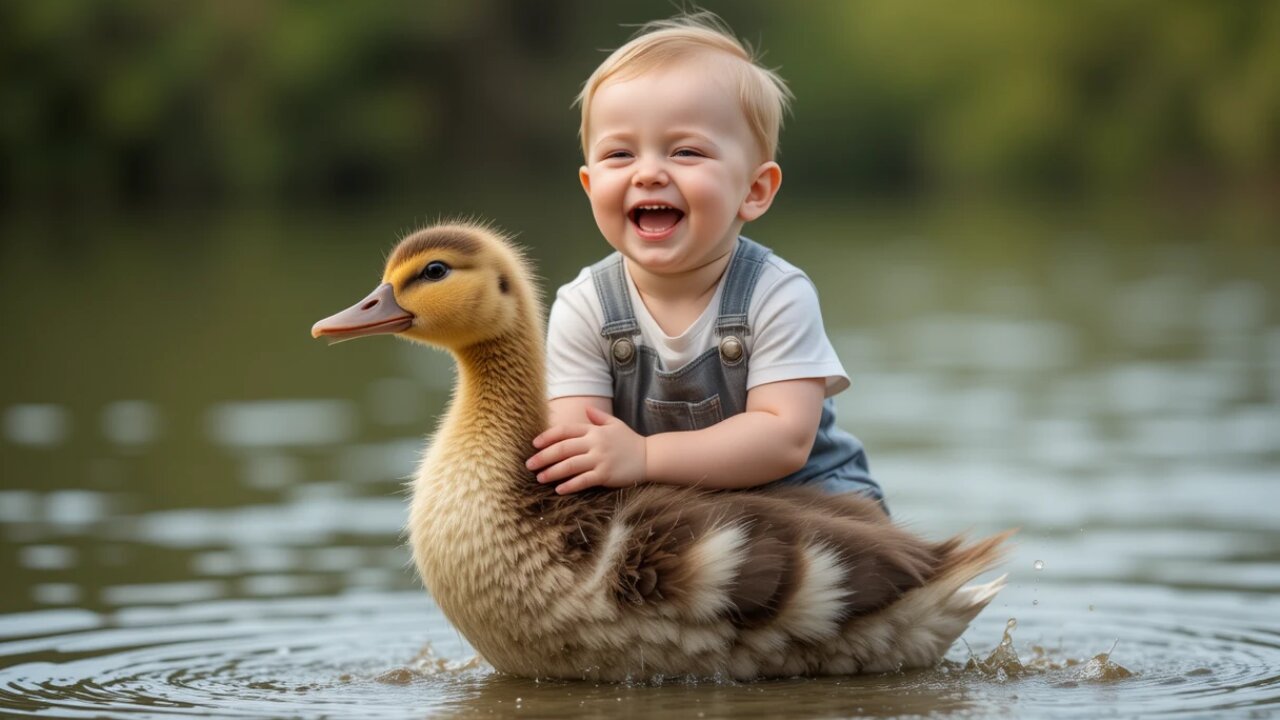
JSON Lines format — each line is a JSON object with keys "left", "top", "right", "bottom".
{"left": 642, "top": 395, "right": 724, "bottom": 433}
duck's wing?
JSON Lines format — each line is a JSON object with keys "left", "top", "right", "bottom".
{"left": 607, "top": 486, "right": 954, "bottom": 629}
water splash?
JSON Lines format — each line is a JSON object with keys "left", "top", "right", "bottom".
{"left": 964, "top": 618, "right": 1027, "bottom": 680}
{"left": 1077, "top": 640, "right": 1134, "bottom": 682}
{"left": 371, "top": 643, "right": 484, "bottom": 684}
{"left": 962, "top": 617, "right": 1133, "bottom": 683}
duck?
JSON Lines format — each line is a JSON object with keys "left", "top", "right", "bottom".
{"left": 311, "top": 221, "right": 1011, "bottom": 681}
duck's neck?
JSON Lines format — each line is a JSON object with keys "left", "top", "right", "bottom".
{"left": 409, "top": 325, "right": 550, "bottom": 646}
{"left": 439, "top": 327, "right": 547, "bottom": 492}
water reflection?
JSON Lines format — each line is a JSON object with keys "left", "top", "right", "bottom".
{"left": 205, "top": 400, "right": 357, "bottom": 448}
{"left": 3, "top": 405, "right": 69, "bottom": 447}
{"left": 30, "top": 584, "right": 81, "bottom": 606}
{"left": 0, "top": 490, "right": 110, "bottom": 529}
{"left": 239, "top": 452, "right": 304, "bottom": 491}
{"left": 240, "top": 575, "right": 327, "bottom": 598}
{"left": 336, "top": 439, "right": 423, "bottom": 485}
{"left": 101, "top": 581, "right": 227, "bottom": 607}
{"left": 45, "top": 491, "right": 109, "bottom": 529}
{"left": 101, "top": 401, "right": 160, "bottom": 447}
{"left": 903, "top": 316, "right": 1078, "bottom": 371}
{"left": 132, "top": 496, "right": 404, "bottom": 547}
{"left": 18, "top": 545, "right": 77, "bottom": 571}
{"left": 0, "top": 491, "right": 39, "bottom": 524}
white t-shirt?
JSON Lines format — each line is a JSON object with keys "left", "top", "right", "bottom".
{"left": 546, "top": 247, "right": 851, "bottom": 401}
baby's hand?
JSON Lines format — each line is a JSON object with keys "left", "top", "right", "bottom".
{"left": 527, "top": 406, "right": 647, "bottom": 494}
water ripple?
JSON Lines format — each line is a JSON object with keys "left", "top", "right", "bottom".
{"left": 0, "top": 584, "right": 1275, "bottom": 719}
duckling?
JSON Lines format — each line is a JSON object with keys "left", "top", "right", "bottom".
{"left": 312, "top": 222, "right": 1011, "bottom": 680}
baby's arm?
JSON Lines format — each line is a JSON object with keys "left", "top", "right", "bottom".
{"left": 547, "top": 396, "right": 611, "bottom": 428}
{"left": 646, "top": 377, "right": 825, "bottom": 488}
{"left": 528, "top": 378, "right": 824, "bottom": 493}
{"left": 532, "top": 396, "right": 645, "bottom": 492}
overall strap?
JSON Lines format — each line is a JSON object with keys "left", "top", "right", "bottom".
{"left": 714, "top": 237, "right": 772, "bottom": 337}
{"left": 589, "top": 253, "right": 639, "bottom": 339}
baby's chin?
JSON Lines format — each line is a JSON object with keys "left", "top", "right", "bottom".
{"left": 620, "top": 242, "right": 725, "bottom": 278}
{"left": 612, "top": 241, "right": 686, "bottom": 274}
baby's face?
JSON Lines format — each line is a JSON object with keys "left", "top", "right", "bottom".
{"left": 580, "top": 60, "right": 774, "bottom": 278}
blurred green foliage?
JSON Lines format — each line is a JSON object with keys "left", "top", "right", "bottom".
{"left": 1, "top": 0, "right": 1277, "bottom": 218}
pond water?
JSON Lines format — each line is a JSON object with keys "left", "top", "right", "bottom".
{"left": 1, "top": 201, "right": 1278, "bottom": 718}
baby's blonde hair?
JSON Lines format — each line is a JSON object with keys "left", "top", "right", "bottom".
{"left": 576, "top": 11, "right": 793, "bottom": 161}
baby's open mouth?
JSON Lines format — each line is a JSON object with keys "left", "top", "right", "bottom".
{"left": 629, "top": 204, "right": 685, "bottom": 235}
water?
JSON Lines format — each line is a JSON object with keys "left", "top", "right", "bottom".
{"left": 2, "top": 202, "right": 1278, "bottom": 717}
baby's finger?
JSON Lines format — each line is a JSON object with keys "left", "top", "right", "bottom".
{"left": 527, "top": 437, "right": 590, "bottom": 472}
{"left": 554, "top": 471, "right": 602, "bottom": 495}
{"left": 536, "top": 453, "right": 594, "bottom": 484}
{"left": 532, "top": 423, "right": 590, "bottom": 449}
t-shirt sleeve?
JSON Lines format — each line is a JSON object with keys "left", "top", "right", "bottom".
{"left": 746, "top": 271, "right": 851, "bottom": 397}
{"left": 545, "top": 274, "right": 615, "bottom": 399}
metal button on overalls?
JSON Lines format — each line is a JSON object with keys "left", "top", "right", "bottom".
{"left": 719, "top": 336, "right": 744, "bottom": 365}
{"left": 611, "top": 338, "right": 635, "bottom": 365}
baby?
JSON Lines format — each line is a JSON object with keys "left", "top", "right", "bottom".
{"left": 526, "top": 13, "right": 885, "bottom": 512}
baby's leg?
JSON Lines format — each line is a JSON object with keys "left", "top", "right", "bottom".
{"left": 813, "top": 450, "right": 890, "bottom": 515}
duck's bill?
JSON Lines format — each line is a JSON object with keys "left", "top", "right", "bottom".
{"left": 311, "top": 283, "right": 414, "bottom": 345}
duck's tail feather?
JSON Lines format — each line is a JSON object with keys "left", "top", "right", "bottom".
{"left": 848, "top": 529, "right": 1014, "bottom": 673}
{"left": 933, "top": 529, "right": 1015, "bottom": 582}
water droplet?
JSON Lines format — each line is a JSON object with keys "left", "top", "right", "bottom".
{"left": 1033, "top": 560, "right": 1045, "bottom": 571}
{"left": 1088, "top": 604, "right": 1095, "bottom": 612}
{"left": 1032, "top": 599, "right": 1039, "bottom": 606}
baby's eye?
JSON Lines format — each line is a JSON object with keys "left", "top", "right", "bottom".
{"left": 673, "top": 148, "right": 705, "bottom": 158}
{"left": 603, "top": 150, "right": 633, "bottom": 160}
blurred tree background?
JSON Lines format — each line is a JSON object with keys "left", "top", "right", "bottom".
{"left": 2, "top": 0, "right": 1277, "bottom": 221}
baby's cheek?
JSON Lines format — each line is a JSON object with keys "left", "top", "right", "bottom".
{"left": 691, "top": 177, "right": 738, "bottom": 215}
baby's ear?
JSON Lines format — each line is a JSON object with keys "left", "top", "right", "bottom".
{"left": 739, "top": 162, "right": 782, "bottom": 222}
{"left": 579, "top": 166, "right": 592, "bottom": 195}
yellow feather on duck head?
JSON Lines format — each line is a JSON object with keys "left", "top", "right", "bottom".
{"left": 312, "top": 222, "right": 542, "bottom": 352}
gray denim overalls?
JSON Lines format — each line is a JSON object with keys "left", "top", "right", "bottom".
{"left": 590, "top": 237, "right": 887, "bottom": 512}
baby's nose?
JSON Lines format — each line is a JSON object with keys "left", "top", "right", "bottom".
{"left": 631, "top": 158, "right": 669, "bottom": 186}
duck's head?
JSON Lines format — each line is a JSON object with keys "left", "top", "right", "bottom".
{"left": 311, "top": 222, "right": 538, "bottom": 351}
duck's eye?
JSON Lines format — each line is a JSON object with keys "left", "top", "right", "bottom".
{"left": 422, "top": 261, "right": 451, "bottom": 281}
